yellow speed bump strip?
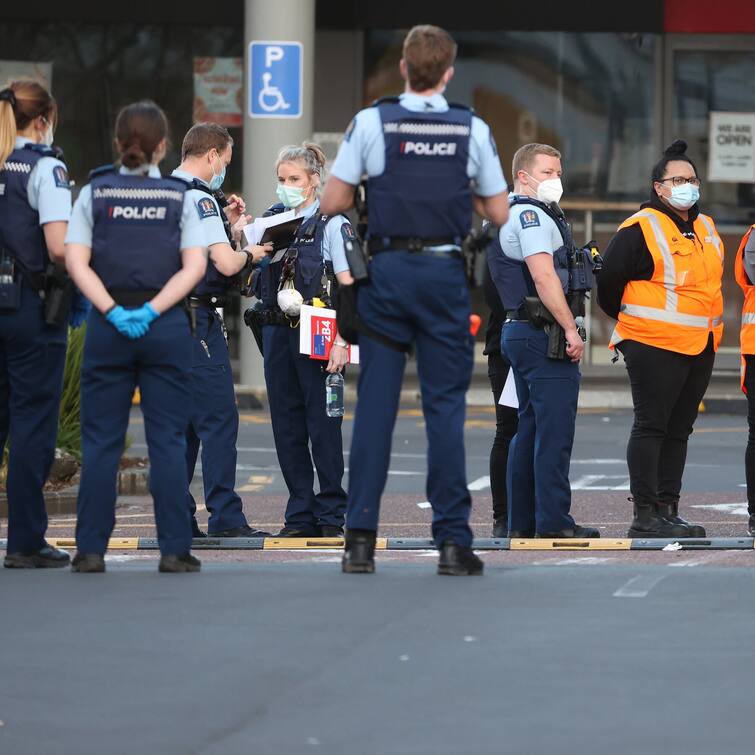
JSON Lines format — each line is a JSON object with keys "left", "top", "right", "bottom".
{"left": 47, "top": 537, "right": 139, "bottom": 550}
{"left": 263, "top": 537, "right": 388, "bottom": 550}
{"left": 510, "top": 538, "right": 631, "bottom": 550}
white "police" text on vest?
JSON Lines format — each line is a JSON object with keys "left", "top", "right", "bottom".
{"left": 108, "top": 206, "right": 168, "bottom": 220}
{"left": 400, "top": 141, "right": 457, "bottom": 156}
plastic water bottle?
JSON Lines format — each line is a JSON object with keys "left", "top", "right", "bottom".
{"left": 325, "top": 372, "right": 345, "bottom": 417}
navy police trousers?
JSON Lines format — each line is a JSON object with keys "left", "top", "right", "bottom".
{"left": 346, "top": 251, "right": 474, "bottom": 548}
{"left": 186, "top": 308, "right": 248, "bottom": 533}
{"left": 263, "top": 324, "right": 346, "bottom": 529}
{"left": 0, "top": 283, "right": 66, "bottom": 553}
{"left": 502, "top": 321, "right": 580, "bottom": 534}
{"left": 76, "top": 307, "right": 194, "bottom": 555}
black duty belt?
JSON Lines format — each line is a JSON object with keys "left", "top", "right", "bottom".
{"left": 505, "top": 306, "right": 528, "bottom": 321}
{"left": 189, "top": 294, "right": 228, "bottom": 309}
{"left": 368, "top": 236, "right": 462, "bottom": 254}
{"left": 257, "top": 309, "right": 291, "bottom": 326}
{"left": 108, "top": 289, "right": 160, "bottom": 306}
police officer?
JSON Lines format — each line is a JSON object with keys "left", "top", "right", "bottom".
{"left": 0, "top": 81, "right": 82, "bottom": 568}
{"left": 495, "top": 143, "right": 599, "bottom": 539}
{"left": 255, "top": 143, "right": 353, "bottom": 538}
{"left": 172, "top": 122, "right": 272, "bottom": 539}
{"left": 321, "top": 25, "right": 510, "bottom": 574}
{"left": 65, "top": 101, "right": 207, "bottom": 573}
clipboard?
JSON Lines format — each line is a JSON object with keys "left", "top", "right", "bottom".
{"left": 260, "top": 216, "right": 304, "bottom": 252}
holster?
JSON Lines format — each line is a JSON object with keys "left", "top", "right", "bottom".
{"left": 42, "top": 264, "right": 75, "bottom": 326}
{"left": 522, "top": 296, "right": 568, "bottom": 361}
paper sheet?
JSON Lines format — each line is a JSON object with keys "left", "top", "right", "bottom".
{"left": 498, "top": 369, "right": 518, "bottom": 408}
{"left": 299, "top": 304, "right": 360, "bottom": 365}
{"left": 243, "top": 209, "right": 296, "bottom": 246}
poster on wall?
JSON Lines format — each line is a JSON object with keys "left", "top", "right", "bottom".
{"left": 0, "top": 60, "right": 52, "bottom": 89}
{"left": 193, "top": 57, "right": 243, "bottom": 127}
{"left": 708, "top": 111, "right": 755, "bottom": 183}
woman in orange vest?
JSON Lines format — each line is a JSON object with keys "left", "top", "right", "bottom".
{"left": 597, "top": 140, "right": 724, "bottom": 539}
{"left": 735, "top": 226, "right": 755, "bottom": 536}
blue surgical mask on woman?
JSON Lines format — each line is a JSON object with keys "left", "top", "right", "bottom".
{"left": 276, "top": 184, "right": 307, "bottom": 209}
{"left": 668, "top": 183, "right": 700, "bottom": 211}
{"left": 209, "top": 153, "right": 226, "bottom": 192}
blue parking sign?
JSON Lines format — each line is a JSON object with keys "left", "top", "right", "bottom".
{"left": 249, "top": 41, "right": 302, "bottom": 119}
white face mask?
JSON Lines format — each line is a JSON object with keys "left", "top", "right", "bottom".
{"left": 525, "top": 172, "right": 564, "bottom": 205}
{"left": 277, "top": 287, "right": 303, "bottom": 316}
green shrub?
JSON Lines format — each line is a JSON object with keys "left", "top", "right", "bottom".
{"left": 56, "top": 325, "right": 86, "bottom": 459}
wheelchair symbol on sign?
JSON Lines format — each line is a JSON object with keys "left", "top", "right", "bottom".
{"left": 257, "top": 72, "right": 291, "bottom": 113}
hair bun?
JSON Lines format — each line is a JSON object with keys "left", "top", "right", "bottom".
{"left": 664, "top": 139, "right": 688, "bottom": 158}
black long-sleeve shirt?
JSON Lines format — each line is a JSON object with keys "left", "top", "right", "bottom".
{"left": 596, "top": 195, "right": 701, "bottom": 320}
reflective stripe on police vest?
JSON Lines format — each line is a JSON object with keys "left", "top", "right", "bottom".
{"left": 620, "top": 303, "right": 720, "bottom": 329}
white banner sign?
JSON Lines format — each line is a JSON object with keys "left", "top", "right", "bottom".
{"left": 193, "top": 57, "right": 243, "bottom": 127}
{"left": 708, "top": 111, "right": 755, "bottom": 183}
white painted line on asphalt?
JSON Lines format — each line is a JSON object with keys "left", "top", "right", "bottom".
{"left": 467, "top": 475, "right": 490, "bottom": 491}
{"left": 691, "top": 502, "right": 748, "bottom": 516}
{"left": 417, "top": 501, "right": 431, "bottom": 509}
{"left": 541, "top": 557, "right": 616, "bottom": 566}
{"left": 613, "top": 574, "right": 669, "bottom": 598}
{"left": 571, "top": 474, "right": 630, "bottom": 490}
{"left": 668, "top": 560, "right": 706, "bottom": 567}
{"left": 571, "top": 459, "right": 625, "bottom": 465}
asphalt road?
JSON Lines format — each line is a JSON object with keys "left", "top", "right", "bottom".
{"left": 1, "top": 404, "right": 754, "bottom": 754}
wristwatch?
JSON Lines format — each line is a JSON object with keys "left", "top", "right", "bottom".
{"left": 334, "top": 338, "right": 348, "bottom": 348}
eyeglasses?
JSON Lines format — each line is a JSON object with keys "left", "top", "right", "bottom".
{"left": 659, "top": 176, "right": 702, "bottom": 188}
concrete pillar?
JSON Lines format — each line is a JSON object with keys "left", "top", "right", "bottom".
{"left": 240, "top": 0, "right": 316, "bottom": 390}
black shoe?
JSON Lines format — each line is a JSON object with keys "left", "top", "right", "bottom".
{"left": 4, "top": 544, "right": 70, "bottom": 569}
{"left": 749, "top": 515, "right": 755, "bottom": 537}
{"left": 275, "top": 525, "right": 321, "bottom": 538}
{"left": 657, "top": 502, "right": 706, "bottom": 538}
{"left": 71, "top": 553, "right": 106, "bottom": 573}
{"left": 191, "top": 519, "right": 207, "bottom": 539}
{"left": 536, "top": 525, "right": 601, "bottom": 538}
{"left": 318, "top": 525, "right": 345, "bottom": 538}
{"left": 159, "top": 553, "right": 202, "bottom": 573}
{"left": 627, "top": 499, "right": 689, "bottom": 539}
{"left": 492, "top": 519, "right": 508, "bottom": 538}
{"left": 437, "top": 540, "right": 484, "bottom": 576}
{"left": 209, "top": 524, "right": 271, "bottom": 538}
{"left": 342, "top": 529, "right": 376, "bottom": 573}
{"left": 508, "top": 530, "right": 535, "bottom": 538}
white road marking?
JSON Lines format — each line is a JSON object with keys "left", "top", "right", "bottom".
{"left": 417, "top": 501, "right": 431, "bottom": 509}
{"left": 668, "top": 560, "right": 706, "bottom": 567}
{"left": 571, "top": 474, "right": 630, "bottom": 490}
{"left": 691, "top": 502, "right": 748, "bottom": 517}
{"left": 467, "top": 475, "right": 490, "bottom": 491}
{"left": 613, "top": 574, "right": 669, "bottom": 598}
{"left": 538, "top": 557, "right": 616, "bottom": 566}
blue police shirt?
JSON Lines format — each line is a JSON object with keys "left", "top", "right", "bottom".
{"left": 66, "top": 164, "right": 205, "bottom": 249}
{"left": 15, "top": 136, "right": 72, "bottom": 224}
{"left": 331, "top": 92, "right": 508, "bottom": 197}
{"left": 499, "top": 195, "right": 562, "bottom": 262}
{"left": 170, "top": 168, "right": 229, "bottom": 247}
{"left": 295, "top": 199, "right": 350, "bottom": 275}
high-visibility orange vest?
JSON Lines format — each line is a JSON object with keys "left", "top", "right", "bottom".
{"left": 734, "top": 225, "right": 755, "bottom": 391}
{"left": 609, "top": 207, "right": 724, "bottom": 355}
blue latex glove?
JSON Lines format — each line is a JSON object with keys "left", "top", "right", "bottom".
{"left": 68, "top": 291, "right": 91, "bottom": 329}
{"left": 128, "top": 303, "right": 160, "bottom": 337}
{"left": 105, "top": 305, "right": 145, "bottom": 340}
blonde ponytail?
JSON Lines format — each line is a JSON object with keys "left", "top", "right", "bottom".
{"left": 0, "top": 93, "right": 17, "bottom": 169}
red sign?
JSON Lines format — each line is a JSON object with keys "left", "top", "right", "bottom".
{"left": 311, "top": 314, "right": 336, "bottom": 361}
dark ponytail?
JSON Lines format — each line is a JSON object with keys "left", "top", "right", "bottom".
{"left": 114, "top": 100, "right": 168, "bottom": 169}
{"left": 650, "top": 139, "right": 698, "bottom": 197}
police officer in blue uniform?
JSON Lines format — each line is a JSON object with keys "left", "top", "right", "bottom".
{"left": 255, "top": 142, "right": 354, "bottom": 538}
{"left": 321, "top": 25, "right": 510, "bottom": 575}
{"left": 65, "top": 101, "right": 207, "bottom": 573}
{"left": 172, "top": 122, "right": 272, "bottom": 539}
{"left": 0, "top": 81, "right": 82, "bottom": 568}
{"left": 494, "top": 142, "right": 599, "bottom": 539}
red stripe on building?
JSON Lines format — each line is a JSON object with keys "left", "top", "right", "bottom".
{"left": 665, "top": 0, "right": 755, "bottom": 33}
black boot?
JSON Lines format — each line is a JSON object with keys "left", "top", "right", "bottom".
{"left": 437, "top": 540, "right": 484, "bottom": 576}
{"left": 159, "top": 553, "right": 202, "bottom": 573}
{"left": 627, "top": 499, "right": 689, "bottom": 538}
{"left": 658, "top": 501, "right": 706, "bottom": 538}
{"left": 342, "top": 529, "right": 376, "bottom": 574}
{"left": 4, "top": 544, "right": 70, "bottom": 569}
{"left": 492, "top": 518, "right": 508, "bottom": 538}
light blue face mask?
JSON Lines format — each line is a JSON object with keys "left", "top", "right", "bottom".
{"left": 276, "top": 183, "right": 307, "bottom": 209}
{"left": 668, "top": 183, "right": 700, "bottom": 211}
{"left": 209, "top": 152, "right": 226, "bottom": 192}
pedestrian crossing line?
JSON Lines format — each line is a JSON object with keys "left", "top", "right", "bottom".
{"left": 510, "top": 538, "right": 631, "bottom": 551}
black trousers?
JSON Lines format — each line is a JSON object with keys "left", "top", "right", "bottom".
{"left": 743, "top": 355, "right": 755, "bottom": 515}
{"left": 487, "top": 351, "right": 519, "bottom": 522}
{"left": 618, "top": 336, "right": 714, "bottom": 509}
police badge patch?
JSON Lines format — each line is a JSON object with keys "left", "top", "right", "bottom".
{"left": 519, "top": 209, "right": 540, "bottom": 229}
{"left": 196, "top": 197, "right": 219, "bottom": 219}
{"left": 52, "top": 165, "right": 70, "bottom": 188}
